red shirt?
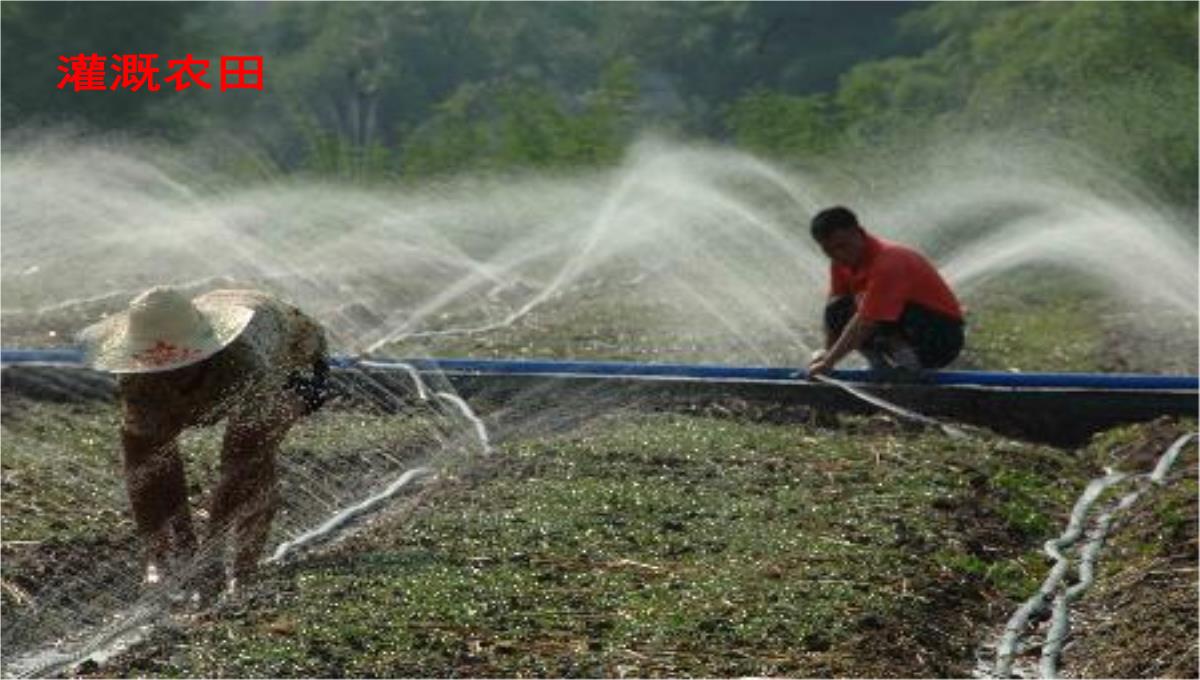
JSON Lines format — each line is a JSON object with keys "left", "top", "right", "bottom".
{"left": 830, "top": 231, "right": 963, "bottom": 322}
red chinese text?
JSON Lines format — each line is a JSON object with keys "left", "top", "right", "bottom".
{"left": 57, "top": 53, "right": 264, "bottom": 93}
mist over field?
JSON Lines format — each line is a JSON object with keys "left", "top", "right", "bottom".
{"left": 5, "top": 2, "right": 1195, "bottom": 361}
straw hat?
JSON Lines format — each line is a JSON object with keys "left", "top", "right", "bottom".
{"left": 80, "top": 286, "right": 255, "bottom": 373}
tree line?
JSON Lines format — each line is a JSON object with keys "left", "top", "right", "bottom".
{"left": 3, "top": 1, "right": 1195, "bottom": 205}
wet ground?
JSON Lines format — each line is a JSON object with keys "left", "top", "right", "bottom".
{"left": 3, "top": 375, "right": 1194, "bottom": 677}
{"left": 1, "top": 287, "right": 1195, "bottom": 677}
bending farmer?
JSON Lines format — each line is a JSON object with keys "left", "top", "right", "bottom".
{"left": 80, "top": 287, "right": 330, "bottom": 593}
{"left": 807, "top": 206, "right": 964, "bottom": 378}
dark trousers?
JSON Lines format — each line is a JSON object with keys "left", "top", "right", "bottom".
{"left": 825, "top": 296, "right": 964, "bottom": 369}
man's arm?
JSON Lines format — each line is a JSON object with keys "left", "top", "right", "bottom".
{"left": 810, "top": 311, "right": 877, "bottom": 375}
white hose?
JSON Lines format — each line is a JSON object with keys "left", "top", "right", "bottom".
{"left": 994, "top": 432, "right": 1197, "bottom": 678}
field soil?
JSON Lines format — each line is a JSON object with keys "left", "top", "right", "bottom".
{"left": 2, "top": 379, "right": 1193, "bottom": 677}
{"left": 1, "top": 285, "right": 1196, "bottom": 677}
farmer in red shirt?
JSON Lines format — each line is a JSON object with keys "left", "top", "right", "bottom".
{"left": 807, "top": 206, "right": 964, "bottom": 378}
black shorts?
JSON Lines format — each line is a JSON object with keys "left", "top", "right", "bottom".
{"left": 825, "top": 296, "right": 964, "bottom": 369}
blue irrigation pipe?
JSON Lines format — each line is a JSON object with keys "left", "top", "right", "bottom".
{"left": 3, "top": 348, "right": 1197, "bottom": 391}
{"left": 0, "top": 348, "right": 86, "bottom": 365}
{"left": 387, "top": 357, "right": 1200, "bottom": 391}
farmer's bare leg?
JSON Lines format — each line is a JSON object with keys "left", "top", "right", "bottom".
{"left": 208, "top": 401, "right": 299, "bottom": 585}
{"left": 121, "top": 428, "right": 197, "bottom": 582}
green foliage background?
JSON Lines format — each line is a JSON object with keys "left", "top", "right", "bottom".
{"left": 2, "top": 1, "right": 1196, "bottom": 205}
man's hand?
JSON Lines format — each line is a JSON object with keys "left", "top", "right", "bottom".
{"left": 807, "top": 350, "right": 834, "bottom": 377}
{"left": 810, "top": 312, "right": 875, "bottom": 378}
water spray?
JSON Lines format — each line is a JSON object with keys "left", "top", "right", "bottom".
{"left": 2, "top": 133, "right": 1196, "bottom": 676}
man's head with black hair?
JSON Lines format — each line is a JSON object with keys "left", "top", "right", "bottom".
{"left": 810, "top": 206, "right": 861, "bottom": 241}
{"left": 810, "top": 206, "right": 867, "bottom": 267}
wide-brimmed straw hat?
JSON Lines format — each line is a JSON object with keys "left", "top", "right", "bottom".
{"left": 79, "top": 286, "right": 255, "bottom": 374}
